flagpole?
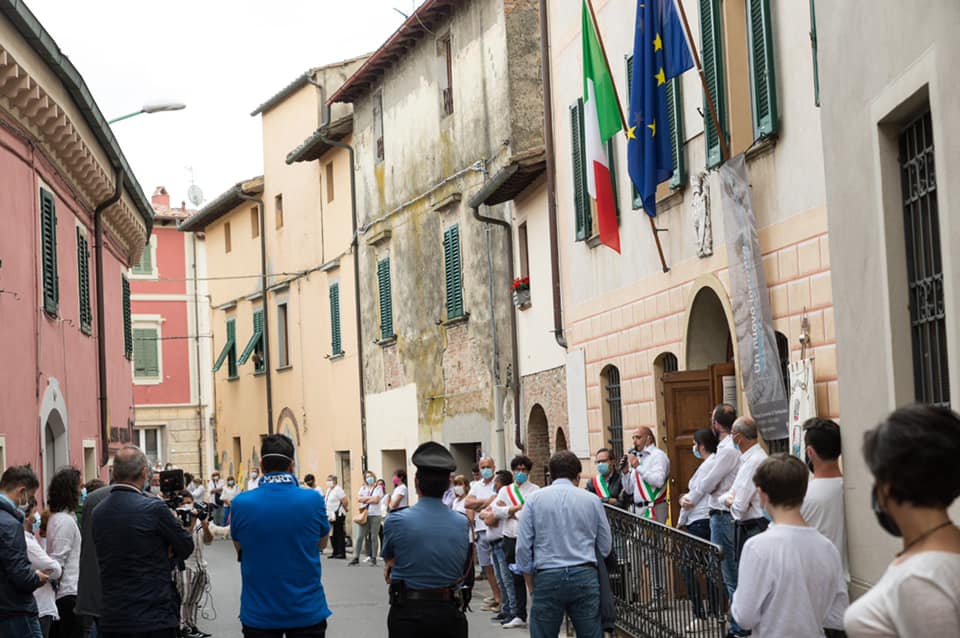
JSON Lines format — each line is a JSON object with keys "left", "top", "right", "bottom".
{"left": 673, "top": 0, "right": 731, "bottom": 162}
{"left": 585, "top": 0, "right": 670, "bottom": 273}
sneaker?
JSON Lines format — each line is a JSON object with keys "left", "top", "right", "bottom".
{"left": 483, "top": 596, "right": 497, "bottom": 604}
{"left": 490, "top": 613, "right": 509, "bottom": 623}
{"left": 502, "top": 617, "right": 527, "bottom": 629}
{"left": 481, "top": 602, "right": 501, "bottom": 612}
{"left": 189, "top": 627, "right": 212, "bottom": 638}
{"left": 347, "top": 559, "right": 359, "bottom": 566}
{"left": 370, "top": 559, "right": 378, "bottom": 566}
{"left": 363, "top": 556, "right": 373, "bottom": 564}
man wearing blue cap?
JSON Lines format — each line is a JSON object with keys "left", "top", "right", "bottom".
{"left": 381, "top": 441, "right": 471, "bottom": 638}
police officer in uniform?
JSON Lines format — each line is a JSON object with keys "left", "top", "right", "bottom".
{"left": 382, "top": 442, "right": 470, "bottom": 638}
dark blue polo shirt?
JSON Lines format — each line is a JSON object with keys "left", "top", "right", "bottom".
{"left": 230, "top": 472, "right": 331, "bottom": 629}
{"left": 381, "top": 496, "right": 469, "bottom": 589}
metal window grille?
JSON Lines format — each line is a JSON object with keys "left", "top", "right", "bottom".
{"left": 899, "top": 110, "right": 949, "bottom": 408}
{"left": 662, "top": 353, "right": 679, "bottom": 373}
{"left": 605, "top": 367, "right": 623, "bottom": 458}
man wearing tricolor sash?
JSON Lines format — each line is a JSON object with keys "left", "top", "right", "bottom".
{"left": 491, "top": 456, "right": 540, "bottom": 629}
{"left": 585, "top": 448, "right": 627, "bottom": 508}
{"left": 622, "top": 427, "right": 670, "bottom": 522}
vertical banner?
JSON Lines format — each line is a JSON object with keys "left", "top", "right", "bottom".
{"left": 720, "top": 154, "right": 789, "bottom": 440}
{"left": 788, "top": 359, "right": 817, "bottom": 461}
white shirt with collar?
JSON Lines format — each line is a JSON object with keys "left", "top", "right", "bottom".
{"left": 492, "top": 481, "right": 541, "bottom": 538}
{"left": 678, "top": 453, "right": 716, "bottom": 528}
{"left": 722, "top": 443, "right": 768, "bottom": 521}
{"left": 685, "top": 434, "right": 740, "bottom": 512}
{"left": 25, "top": 531, "right": 61, "bottom": 619}
{"left": 468, "top": 478, "right": 497, "bottom": 532}
{"left": 325, "top": 484, "right": 346, "bottom": 520}
{"left": 622, "top": 443, "right": 670, "bottom": 499}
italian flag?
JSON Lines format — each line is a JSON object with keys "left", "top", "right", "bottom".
{"left": 582, "top": 0, "right": 622, "bottom": 253}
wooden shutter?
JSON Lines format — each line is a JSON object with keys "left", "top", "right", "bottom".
{"left": 377, "top": 259, "right": 394, "bottom": 339}
{"left": 227, "top": 319, "right": 238, "bottom": 377}
{"left": 76, "top": 228, "right": 92, "bottom": 334}
{"left": 667, "top": 78, "right": 687, "bottom": 188}
{"left": 626, "top": 55, "right": 643, "bottom": 210}
{"left": 329, "top": 283, "right": 343, "bottom": 354}
{"left": 444, "top": 226, "right": 464, "bottom": 319}
{"left": 40, "top": 188, "right": 59, "bottom": 315}
{"left": 133, "top": 240, "right": 153, "bottom": 274}
{"left": 747, "top": 0, "right": 779, "bottom": 137}
{"left": 606, "top": 139, "right": 620, "bottom": 221}
{"left": 213, "top": 319, "right": 236, "bottom": 373}
{"left": 122, "top": 276, "right": 132, "bottom": 359}
{"left": 133, "top": 328, "right": 159, "bottom": 378}
{"left": 700, "top": 0, "right": 728, "bottom": 168}
{"left": 253, "top": 309, "right": 265, "bottom": 372}
{"left": 570, "top": 99, "right": 591, "bottom": 239}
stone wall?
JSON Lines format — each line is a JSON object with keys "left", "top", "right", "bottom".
{"left": 521, "top": 365, "right": 567, "bottom": 483}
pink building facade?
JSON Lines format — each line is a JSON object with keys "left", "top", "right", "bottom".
{"left": 129, "top": 188, "right": 213, "bottom": 475}
{"left": 0, "top": 2, "right": 153, "bottom": 491}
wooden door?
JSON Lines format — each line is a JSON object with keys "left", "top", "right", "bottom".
{"left": 710, "top": 362, "right": 737, "bottom": 413}
{"left": 662, "top": 369, "right": 714, "bottom": 524}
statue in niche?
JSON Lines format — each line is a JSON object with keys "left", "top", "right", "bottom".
{"left": 692, "top": 171, "right": 713, "bottom": 258}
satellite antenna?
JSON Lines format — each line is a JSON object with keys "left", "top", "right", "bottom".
{"left": 185, "top": 166, "right": 204, "bottom": 207}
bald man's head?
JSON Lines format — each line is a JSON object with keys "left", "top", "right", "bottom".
{"left": 113, "top": 445, "right": 148, "bottom": 484}
{"left": 632, "top": 427, "right": 655, "bottom": 450}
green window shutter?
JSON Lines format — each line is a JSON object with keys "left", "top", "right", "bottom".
{"left": 132, "top": 241, "right": 153, "bottom": 275}
{"left": 212, "top": 319, "right": 236, "bottom": 373}
{"left": 133, "top": 328, "right": 159, "bottom": 378}
{"left": 809, "top": 0, "right": 820, "bottom": 107}
{"left": 606, "top": 138, "right": 620, "bottom": 221}
{"left": 377, "top": 259, "right": 394, "bottom": 339}
{"left": 626, "top": 55, "right": 643, "bottom": 210}
{"left": 76, "top": 228, "right": 92, "bottom": 334}
{"left": 748, "top": 0, "right": 779, "bottom": 138}
{"left": 237, "top": 309, "right": 264, "bottom": 366}
{"left": 40, "top": 188, "right": 59, "bottom": 315}
{"left": 330, "top": 283, "right": 343, "bottom": 354}
{"left": 667, "top": 78, "right": 687, "bottom": 189}
{"left": 700, "top": 0, "right": 728, "bottom": 168}
{"left": 443, "top": 226, "right": 464, "bottom": 319}
{"left": 122, "top": 276, "right": 132, "bottom": 359}
{"left": 570, "top": 99, "right": 591, "bottom": 239}
{"left": 253, "top": 309, "right": 265, "bottom": 372}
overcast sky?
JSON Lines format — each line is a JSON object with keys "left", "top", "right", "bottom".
{"left": 26, "top": 1, "right": 422, "bottom": 208}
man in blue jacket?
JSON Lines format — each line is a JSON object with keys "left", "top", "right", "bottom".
{"left": 0, "top": 465, "right": 48, "bottom": 638}
{"left": 231, "top": 434, "right": 331, "bottom": 637}
{"left": 93, "top": 445, "right": 194, "bottom": 638}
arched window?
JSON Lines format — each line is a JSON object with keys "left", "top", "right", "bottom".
{"left": 661, "top": 352, "right": 679, "bottom": 373}
{"left": 600, "top": 365, "right": 623, "bottom": 458}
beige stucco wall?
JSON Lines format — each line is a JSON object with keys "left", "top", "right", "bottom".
{"left": 817, "top": 0, "right": 960, "bottom": 594}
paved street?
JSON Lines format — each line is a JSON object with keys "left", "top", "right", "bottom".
{"left": 200, "top": 539, "right": 530, "bottom": 637}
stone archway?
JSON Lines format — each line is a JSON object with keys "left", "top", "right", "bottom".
{"left": 39, "top": 378, "right": 69, "bottom": 490}
{"left": 276, "top": 407, "right": 301, "bottom": 474}
{"left": 526, "top": 404, "right": 549, "bottom": 487}
{"left": 555, "top": 428, "right": 568, "bottom": 452}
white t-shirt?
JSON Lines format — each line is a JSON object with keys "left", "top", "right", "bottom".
{"left": 189, "top": 482, "right": 205, "bottom": 503}
{"left": 390, "top": 484, "right": 409, "bottom": 510}
{"left": 844, "top": 551, "right": 960, "bottom": 638}
{"left": 25, "top": 532, "right": 61, "bottom": 619}
{"left": 221, "top": 483, "right": 240, "bottom": 505}
{"left": 731, "top": 524, "right": 848, "bottom": 636}
{"left": 359, "top": 484, "right": 384, "bottom": 516}
{"left": 493, "top": 481, "right": 540, "bottom": 538}
{"left": 468, "top": 479, "right": 496, "bottom": 532}
{"left": 246, "top": 475, "right": 260, "bottom": 491}
{"left": 801, "top": 477, "right": 849, "bottom": 581}
{"left": 325, "top": 484, "right": 346, "bottom": 520}
{"left": 46, "top": 511, "right": 81, "bottom": 598}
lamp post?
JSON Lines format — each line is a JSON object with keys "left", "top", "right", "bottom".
{"left": 108, "top": 100, "right": 185, "bottom": 124}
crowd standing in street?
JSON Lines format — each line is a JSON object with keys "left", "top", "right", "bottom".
{"left": 490, "top": 456, "right": 539, "bottom": 629}
{"left": 464, "top": 457, "right": 502, "bottom": 614}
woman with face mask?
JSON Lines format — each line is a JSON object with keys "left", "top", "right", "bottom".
{"left": 46, "top": 467, "right": 83, "bottom": 638}
{"left": 388, "top": 469, "right": 408, "bottom": 512}
{"left": 844, "top": 405, "right": 960, "bottom": 637}
{"left": 22, "top": 497, "right": 61, "bottom": 638}
{"left": 349, "top": 472, "right": 384, "bottom": 566}
{"left": 221, "top": 476, "right": 240, "bottom": 526}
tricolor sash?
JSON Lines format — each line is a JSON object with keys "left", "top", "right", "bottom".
{"left": 634, "top": 470, "right": 666, "bottom": 521}
{"left": 505, "top": 483, "right": 525, "bottom": 507}
{"left": 592, "top": 475, "right": 611, "bottom": 499}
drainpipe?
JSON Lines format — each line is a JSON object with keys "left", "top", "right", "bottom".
{"left": 309, "top": 79, "right": 369, "bottom": 472}
{"left": 235, "top": 191, "right": 273, "bottom": 434}
{"left": 95, "top": 168, "right": 123, "bottom": 468}
{"left": 190, "top": 233, "right": 205, "bottom": 475}
{"left": 538, "top": 0, "right": 567, "bottom": 348}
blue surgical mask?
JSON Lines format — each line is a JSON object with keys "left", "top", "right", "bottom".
{"left": 596, "top": 462, "right": 610, "bottom": 476}
{"left": 80, "top": 487, "right": 88, "bottom": 505}
{"left": 692, "top": 445, "right": 703, "bottom": 460}
{"left": 762, "top": 508, "right": 773, "bottom": 523}
{"left": 514, "top": 472, "right": 528, "bottom": 485}
{"left": 480, "top": 468, "right": 494, "bottom": 480}
{"left": 32, "top": 512, "right": 41, "bottom": 534}
{"left": 366, "top": 476, "right": 375, "bottom": 485}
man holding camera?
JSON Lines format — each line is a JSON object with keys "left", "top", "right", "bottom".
{"left": 175, "top": 491, "right": 214, "bottom": 638}
{"left": 93, "top": 445, "right": 194, "bottom": 638}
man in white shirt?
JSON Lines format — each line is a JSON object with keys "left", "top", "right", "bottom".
{"left": 731, "top": 454, "right": 847, "bottom": 637}
{"left": 721, "top": 417, "right": 769, "bottom": 560}
{"left": 464, "top": 456, "right": 501, "bottom": 613}
{"left": 246, "top": 469, "right": 260, "bottom": 491}
{"left": 680, "top": 404, "right": 740, "bottom": 602}
{"left": 491, "top": 456, "right": 540, "bottom": 629}
{"left": 185, "top": 473, "right": 205, "bottom": 504}
{"left": 324, "top": 475, "right": 349, "bottom": 559}
{"left": 205, "top": 472, "right": 225, "bottom": 525}
{"left": 800, "top": 418, "right": 848, "bottom": 584}
{"left": 622, "top": 427, "right": 670, "bottom": 522}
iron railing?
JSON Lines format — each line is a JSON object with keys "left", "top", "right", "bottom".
{"left": 605, "top": 505, "right": 727, "bottom": 638}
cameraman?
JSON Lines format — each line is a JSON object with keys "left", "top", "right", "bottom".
{"left": 174, "top": 491, "right": 213, "bottom": 638}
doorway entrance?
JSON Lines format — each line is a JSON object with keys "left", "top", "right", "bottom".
{"left": 43, "top": 411, "right": 68, "bottom": 487}
{"left": 526, "top": 405, "right": 549, "bottom": 486}
{"left": 450, "top": 442, "right": 481, "bottom": 479}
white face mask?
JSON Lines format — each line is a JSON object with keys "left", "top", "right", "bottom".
{"left": 454, "top": 485, "right": 465, "bottom": 496}
{"left": 326, "top": 481, "right": 333, "bottom": 489}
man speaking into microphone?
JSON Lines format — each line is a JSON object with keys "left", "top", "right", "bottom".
{"left": 230, "top": 434, "right": 331, "bottom": 638}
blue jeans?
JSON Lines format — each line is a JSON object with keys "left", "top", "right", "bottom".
{"left": 530, "top": 566, "right": 601, "bottom": 638}
{"left": 709, "top": 512, "right": 737, "bottom": 598}
{"left": 0, "top": 615, "right": 42, "bottom": 638}
{"left": 491, "top": 541, "right": 517, "bottom": 619}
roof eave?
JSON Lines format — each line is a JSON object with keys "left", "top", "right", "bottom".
{"left": 286, "top": 115, "right": 354, "bottom": 164}
{"left": 178, "top": 177, "right": 264, "bottom": 232}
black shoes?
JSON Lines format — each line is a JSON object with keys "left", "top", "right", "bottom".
{"left": 348, "top": 558, "right": 360, "bottom": 566}
{"left": 181, "top": 627, "right": 209, "bottom": 638}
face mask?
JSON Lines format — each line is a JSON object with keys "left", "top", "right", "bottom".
{"left": 480, "top": 468, "right": 494, "bottom": 480}
{"left": 366, "top": 476, "right": 375, "bottom": 485}
{"left": 762, "top": 508, "right": 773, "bottom": 522}
{"left": 80, "top": 487, "right": 88, "bottom": 505}
{"left": 251, "top": 472, "right": 259, "bottom": 478}
{"left": 143, "top": 480, "right": 151, "bottom": 493}
{"left": 227, "top": 481, "right": 235, "bottom": 487}
{"left": 806, "top": 458, "right": 815, "bottom": 474}
{"left": 454, "top": 485, "right": 465, "bottom": 496}
{"left": 32, "top": 512, "right": 41, "bottom": 534}
{"left": 871, "top": 485, "right": 902, "bottom": 537}
{"left": 692, "top": 445, "right": 703, "bottom": 460}
{"left": 326, "top": 481, "right": 333, "bottom": 489}
{"left": 596, "top": 462, "right": 610, "bottom": 476}
{"left": 514, "top": 472, "right": 528, "bottom": 485}
{"left": 393, "top": 477, "right": 401, "bottom": 486}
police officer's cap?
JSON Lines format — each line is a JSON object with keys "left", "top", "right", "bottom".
{"left": 411, "top": 441, "right": 457, "bottom": 473}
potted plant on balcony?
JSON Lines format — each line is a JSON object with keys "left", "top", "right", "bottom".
{"left": 512, "top": 276, "right": 531, "bottom": 309}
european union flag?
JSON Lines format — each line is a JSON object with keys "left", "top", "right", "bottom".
{"left": 627, "top": 0, "right": 693, "bottom": 218}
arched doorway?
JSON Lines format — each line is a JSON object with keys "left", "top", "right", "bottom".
{"left": 39, "top": 379, "right": 70, "bottom": 490}
{"left": 554, "top": 428, "right": 567, "bottom": 452}
{"left": 526, "top": 404, "right": 549, "bottom": 487}
{"left": 276, "top": 408, "right": 301, "bottom": 474}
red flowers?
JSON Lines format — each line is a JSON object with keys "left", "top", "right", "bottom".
{"left": 511, "top": 276, "right": 530, "bottom": 292}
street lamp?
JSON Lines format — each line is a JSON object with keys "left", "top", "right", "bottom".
{"left": 108, "top": 100, "right": 186, "bottom": 124}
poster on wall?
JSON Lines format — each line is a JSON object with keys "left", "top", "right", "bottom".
{"left": 720, "top": 154, "right": 789, "bottom": 440}
{"left": 788, "top": 359, "right": 817, "bottom": 461}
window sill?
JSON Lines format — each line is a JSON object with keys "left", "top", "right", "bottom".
{"left": 586, "top": 235, "right": 602, "bottom": 249}
{"left": 328, "top": 352, "right": 346, "bottom": 361}
{"left": 227, "top": 375, "right": 240, "bottom": 382}
{"left": 276, "top": 364, "right": 294, "bottom": 372}
{"left": 745, "top": 134, "right": 778, "bottom": 161}
{"left": 254, "top": 369, "right": 266, "bottom": 377}
{"left": 517, "top": 302, "right": 532, "bottom": 311}
{"left": 376, "top": 336, "right": 397, "bottom": 348}
{"left": 81, "top": 325, "right": 93, "bottom": 337}
{"left": 133, "top": 378, "right": 163, "bottom": 386}
{"left": 440, "top": 313, "right": 469, "bottom": 327}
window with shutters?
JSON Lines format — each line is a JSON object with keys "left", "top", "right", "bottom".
{"left": 438, "top": 34, "right": 454, "bottom": 117}
{"left": 132, "top": 322, "right": 162, "bottom": 383}
{"left": 122, "top": 276, "right": 132, "bottom": 359}
{"left": 700, "top": 0, "right": 729, "bottom": 168}
{"left": 250, "top": 207, "right": 259, "bottom": 238}
{"left": 373, "top": 90, "right": 385, "bottom": 163}
{"left": 76, "top": 228, "right": 92, "bottom": 335}
{"left": 213, "top": 317, "right": 238, "bottom": 378}
{"left": 746, "top": 0, "right": 779, "bottom": 138}
{"left": 329, "top": 282, "right": 344, "bottom": 355}
{"left": 600, "top": 365, "right": 623, "bottom": 458}
{"left": 131, "top": 235, "right": 158, "bottom": 278}
{"left": 325, "top": 162, "right": 335, "bottom": 203}
{"left": 237, "top": 308, "right": 265, "bottom": 373}
{"left": 571, "top": 98, "right": 620, "bottom": 241}
{"left": 275, "top": 195, "right": 284, "bottom": 230}
{"left": 277, "top": 303, "right": 290, "bottom": 368}
{"left": 377, "top": 259, "right": 394, "bottom": 340}
{"left": 39, "top": 187, "right": 59, "bottom": 316}
{"left": 224, "top": 221, "right": 232, "bottom": 253}
{"left": 443, "top": 226, "right": 464, "bottom": 320}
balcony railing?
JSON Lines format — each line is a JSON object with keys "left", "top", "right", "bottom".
{"left": 605, "top": 505, "right": 727, "bottom": 638}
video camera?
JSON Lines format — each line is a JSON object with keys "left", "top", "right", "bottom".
{"left": 160, "top": 469, "right": 185, "bottom": 507}
{"left": 175, "top": 500, "right": 213, "bottom": 527}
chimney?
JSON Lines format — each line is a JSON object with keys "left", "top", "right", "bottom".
{"left": 152, "top": 186, "right": 170, "bottom": 207}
